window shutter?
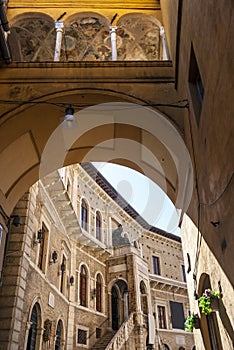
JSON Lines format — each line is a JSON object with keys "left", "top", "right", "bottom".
{"left": 169, "top": 301, "right": 185, "bottom": 329}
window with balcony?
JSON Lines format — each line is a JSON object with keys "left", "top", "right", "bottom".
{"left": 80, "top": 265, "right": 87, "bottom": 307}
{"left": 152, "top": 256, "right": 160, "bottom": 275}
{"left": 157, "top": 305, "right": 167, "bottom": 329}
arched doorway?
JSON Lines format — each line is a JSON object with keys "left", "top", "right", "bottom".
{"left": 198, "top": 274, "right": 223, "bottom": 350}
{"left": 111, "top": 280, "right": 128, "bottom": 330}
{"left": 26, "top": 303, "right": 41, "bottom": 350}
{"left": 55, "top": 319, "right": 63, "bottom": 350}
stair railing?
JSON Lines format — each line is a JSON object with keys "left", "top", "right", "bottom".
{"left": 105, "top": 312, "right": 135, "bottom": 350}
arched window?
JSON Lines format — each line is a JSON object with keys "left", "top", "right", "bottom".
{"left": 80, "top": 265, "right": 87, "bottom": 307}
{"left": 55, "top": 320, "right": 63, "bottom": 350}
{"left": 96, "top": 274, "right": 102, "bottom": 312}
{"left": 81, "top": 199, "right": 88, "bottom": 231}
{"left": 96, "top": 211, "right": 101, "bottom": 240}
{"left": 37, "top": 223, "right": 48, "bottom": 273}
{"left": 26, "top": 303, "right": 40, "bottom": 350}
{"left": 140, "top": 281, "right": 148, "bottom": 314}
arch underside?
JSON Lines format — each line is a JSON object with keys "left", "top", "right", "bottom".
{"left": 0, "top": 64, "right": 187, "bottom": 215}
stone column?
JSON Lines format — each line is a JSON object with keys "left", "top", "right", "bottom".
{"left": 54, "top": 21, "right": 64, "bottom": 62}
{"left": 109, "top": 26, "right": 118, "bottom": 61}
{"left": 160, "top": 26, "right": 170, "bottom": 60}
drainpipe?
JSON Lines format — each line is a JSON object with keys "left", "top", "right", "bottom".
{"left": 109, "top": 26, "right": 118, "bottom": 61}
{"left": 54, "top": 21, "right": 64, "bottom": 62}
{"left": 160, "top": 26, "right": 170, "bottom": 60}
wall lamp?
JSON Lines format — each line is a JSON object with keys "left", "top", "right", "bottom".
{"left": 61, "top": 261, "right": 66, "bottom": 272}
{"left": 210, "top": 221, "right": 220, "bottom": 227}
{"left": 92, "top": 288, "right": 97, "bottom": 299}
{"left": 33, "top": 229, "right": 44, "bottom": 247}
{"left": 62, "top": 105, "right": 78, "bottom": 129}
{"left": 49, "top": 250, "right": 58, "bottom": 264}
{"left": 52, "top": 250, "right": 58, "bottom": 263}
{"left": 70, "top": 275, "right": 74, "bottom": 286}
{"left": 37, "top": 229, "right": 43, "bottom": 242}
{"left": 10, "top": 215, "right": 22, "bottom": 227}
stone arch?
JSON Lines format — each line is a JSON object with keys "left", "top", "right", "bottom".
{"left": 62, "top": 12, "right": 111, "bottom": 61}
{"left": 116, "top": 13, "right": 162, "bottom": 60}
{"left": 108, "top": 277, "right": 128, "bottom": 294}
{"left": 0, "top": 89, "right": 191, "bottom": 217}
{"left": 110, "top": 279, "right": 129, "bottom": 330}
{"left": 8, "top": 12, "right": 55, "bottom": 62}
{"left": 94, "top": 270, "right": 104, "bottom": 282}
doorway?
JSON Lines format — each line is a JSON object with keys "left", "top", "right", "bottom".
{"left": 111, "top": 280, "right": 128, "bottom": 330}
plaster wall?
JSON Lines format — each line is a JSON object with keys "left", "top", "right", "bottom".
{"left": 181, "top": 215, "right": 234, "bottom": 350}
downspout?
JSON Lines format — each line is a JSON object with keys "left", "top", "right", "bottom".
{"left": 54, "top": 21, "right": 64, "bottom": 61}
{"left": 109, "top": 26, "right": 118, "bottom": 61}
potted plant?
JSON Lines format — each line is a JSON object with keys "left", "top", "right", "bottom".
{"left": 184, "top": 313, "right": 200, "bottom": 332}
{"left": 198, "top": 289, "right": 221, "bottom": 315}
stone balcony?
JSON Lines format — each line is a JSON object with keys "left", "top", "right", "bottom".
{"left": 149, "top": 273, "right": 187, "bottom": 294}
{"left": 41, "top": 170, "right": 110, "bottom": 258}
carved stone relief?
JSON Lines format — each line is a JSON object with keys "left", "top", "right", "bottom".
{"left": 9, "top": 13, "right": 161, "bottom": 62}
{"left": 117, "top": 15, "right": 161, "bottom": 60}
{"left": 61, "top": 15, "right": 111, "bottom": 61}
{"left": 9, "top": 17, "right": 55, "bottom": 61}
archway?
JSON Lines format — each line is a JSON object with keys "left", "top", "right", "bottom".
{"left": 198, "top": 274, "right": 223, "bottom": 350}
{"left": 55, "top": 319, "right": 64, "bottom": 350}
{"left": 0, "top": 91, "right": 191, "bottom": 217}
{"left": 111, "top": 279, "right": 128, "bottom": 330}
{"left": 26, "top": 302, "right": 41, "bottom": 350}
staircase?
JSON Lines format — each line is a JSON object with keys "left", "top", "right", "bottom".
{"left": 105, "top": 313, "right": 135, "bottom": 350}
{"left": 92, "top": 330, "right": 116, "bottom": 350}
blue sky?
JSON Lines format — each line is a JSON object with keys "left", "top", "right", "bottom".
{"left": 93, "top": 162, "right": 180, "bottom": 236}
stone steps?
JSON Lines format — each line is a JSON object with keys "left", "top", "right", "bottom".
{"left": 92, "top": 330, "right": 116, "bottom": 349}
